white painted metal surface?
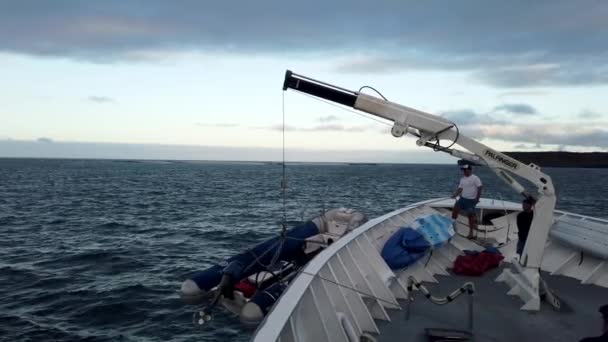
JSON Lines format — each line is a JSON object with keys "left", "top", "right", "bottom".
{"left": 543, "top": 210, "right": 608, "bottom": 288}
{"left": 252, "top": 198, "right": 608, "bottom": 341}
{"left": 252, "top": 199, "right": 444, "bottom": 342}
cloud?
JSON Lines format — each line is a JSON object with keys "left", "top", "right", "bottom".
{"left": 470, "top": 123, "right": 608, "bottom": 148}
{"left": 514, "top": 144, "right": 532, "bottom": 149}
{"left": 498, "top": 91, "right": 548, "bottom": 98}
{"left": 493, "top": 104, "right": 537, "bottom": 115}
{"left": 260, "top": 124, "right": 368, "bottom": 132}
{"left": 473, "top": 64, "right": 608, "bottom": 88}
{"left": 334, "top": 54, "right": 504, "bottom": 74}
{"left": 2, "top": 1, "right": 608, "bottom": 87}
{"left": 336, "top": 56, "right": 608, "bottom": 87}
{"left": 513, "top": 143, "right": 543, "bottom": 150}
{"left": 440, "top": 110, "right": 507, "bottom": 126}
{"left": 88, "top": 96, "right": 115, "bottom": 103}
{"left": 317, "top": 115, "right": 340, "bottom": 123}
{"left": 195, "top": 122, "right": 239, "bottom": 128}
{"left": 335, "top": 57, "right": 413, "bottom": 74}
{"left": 439, "top": 106, "right": 607, "bottom": 149}
{"left": 578, "top": 110, "right": 603, "bottom": 119}
{"left": 439, "top": 104, "right": 538, "bottom": 138}
{"left": 36, "top": 137, "right": 53, "bottom": 143}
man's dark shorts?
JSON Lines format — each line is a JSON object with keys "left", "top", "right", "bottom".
{"left": 456, "top": 197, "right": 477, "bottom": 215}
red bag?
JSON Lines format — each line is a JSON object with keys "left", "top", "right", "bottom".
{"left": 452, "top": 252, "right": 504, "bottom": 276}
{"left": 234, "top": 279, "right": 257, "bottom": 298}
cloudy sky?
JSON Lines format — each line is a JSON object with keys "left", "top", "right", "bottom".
{"left": 1, "top": 0, "right": 607, "bottom": 162}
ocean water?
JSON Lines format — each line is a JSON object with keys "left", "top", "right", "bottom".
{"left": 1, "top": 158, "right": 607, "bottom": 342}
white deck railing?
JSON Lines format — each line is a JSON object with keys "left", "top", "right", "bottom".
{"left": 251, "top": 198, "right": 450, "bottom": 342}
{"left": 251, "top": 199, "right": 608, "bottom": 341}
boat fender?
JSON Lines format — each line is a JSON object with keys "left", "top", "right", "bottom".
{"left": 240, "top": 301, "right": 264, "bottom": 325}
{"left": 181, "top": 279, "right": 201, "bottom": 296}
{"left": 180, "top": 279, "right": 205, "bottom": 304}
{"left": 313, "top": 208, "right": 368, "bottom": 235}
{"left": 240, "top": 282, "right": 286, "bottom": 323}
{"left": 180, "top": 264, "right": 224, "bottom": 299}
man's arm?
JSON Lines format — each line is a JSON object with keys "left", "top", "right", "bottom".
{"left": 452, "top": 187, "right": 462, "bottom": 199}
{"left": 476, "top": 186, "right": 483, "bottom": 203}
{"left": 475, "top": 176, "right": 483, "bottom": 202}
{"left": 452, "top": 178, "right": 464, "bottom": 199}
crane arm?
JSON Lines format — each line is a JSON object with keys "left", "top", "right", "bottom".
{"left": 282, "top": 70, "right": 556, "bottom": 270}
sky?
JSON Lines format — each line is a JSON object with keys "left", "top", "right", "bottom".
{"left": 1, "top": 1, "right": 607, "bottom": 163}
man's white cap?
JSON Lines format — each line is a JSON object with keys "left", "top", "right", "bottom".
{"left": 460, "top": 164, "right": 472, "bottom": 170}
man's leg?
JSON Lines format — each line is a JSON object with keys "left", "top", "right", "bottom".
{"left": 451, "top": 204, "right": 460, "bottom": 220}
{"left": 467, "top": 213, "right": 477, "bottom": 239}
{"left": 516, "top": 239, "right": 525, "bottom": 256}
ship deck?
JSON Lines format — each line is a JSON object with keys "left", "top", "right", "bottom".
{"left": 377, "top": 266, "right": 608, "bottom": 341}
{"left": 252, "top": 198, "right": 608, "bottom": 342}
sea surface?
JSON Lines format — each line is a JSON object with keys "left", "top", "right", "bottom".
{"left": 1, "top": 158, "right": 607, "bottom": 342}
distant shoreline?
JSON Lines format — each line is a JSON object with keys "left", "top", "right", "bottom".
{"left": 0, "top": 157, "right": 424, "bottom": 166}
{"left": 504, "top": 152, "right": 608, "bottom": 168}
{"left": 1, "top": 151, "right": 607, "bottom": 168}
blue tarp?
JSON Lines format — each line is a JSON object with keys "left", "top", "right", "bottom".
{"left": 381, "top": 214, "right": 454, "bottom": 270}
{"left": 411, "top": 214, "right": 455, "bottom": 248}
{"left": 381, "top": 228, "right": 430, "bottom": 269}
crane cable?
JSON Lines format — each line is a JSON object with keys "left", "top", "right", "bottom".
{"left": 281, "top": 91, "right": 287, "bottom": 234}
{"left": 194, "top": 92, "right": 292, "bottom": 326}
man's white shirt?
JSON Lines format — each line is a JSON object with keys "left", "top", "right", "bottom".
{"left": 459, "top": 175, "right": 482, "bottom": 199}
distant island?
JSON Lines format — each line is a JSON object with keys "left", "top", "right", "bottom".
{"left": 503, "top": 152, "right": 608, "bottom": 168}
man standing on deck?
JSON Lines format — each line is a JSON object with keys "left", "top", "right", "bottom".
{"left": 451, "top": 164, "right": 483, "bottom": 239}
{"left": 516, "top": 197, "right": 536, "bottom": 256}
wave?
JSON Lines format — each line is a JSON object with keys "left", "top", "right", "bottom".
{"left": 0, "top": 312, "right": 110, "bottom": 342}
{"left": 96, "top": 222, "right": 138, "bottom": 229}
{"left": 0, "top": 215, "right": 18, "bottom": 225}
{"left": 0, "top": 265, "right": 42, "bottom": 283}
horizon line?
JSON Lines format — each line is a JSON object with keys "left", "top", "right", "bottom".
{"left": 0, "top": 156, "right": 454, "bottom": 165}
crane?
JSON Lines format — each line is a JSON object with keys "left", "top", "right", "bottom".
{"left": 282, "top": 70, "right": 557, "bottom": 310}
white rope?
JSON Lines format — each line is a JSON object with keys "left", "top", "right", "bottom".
{"left": 298, "top": 270, "right": 397, "bottom": 306}
{"left": 296, "top": 269, "right": 475, "bottom": 309}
